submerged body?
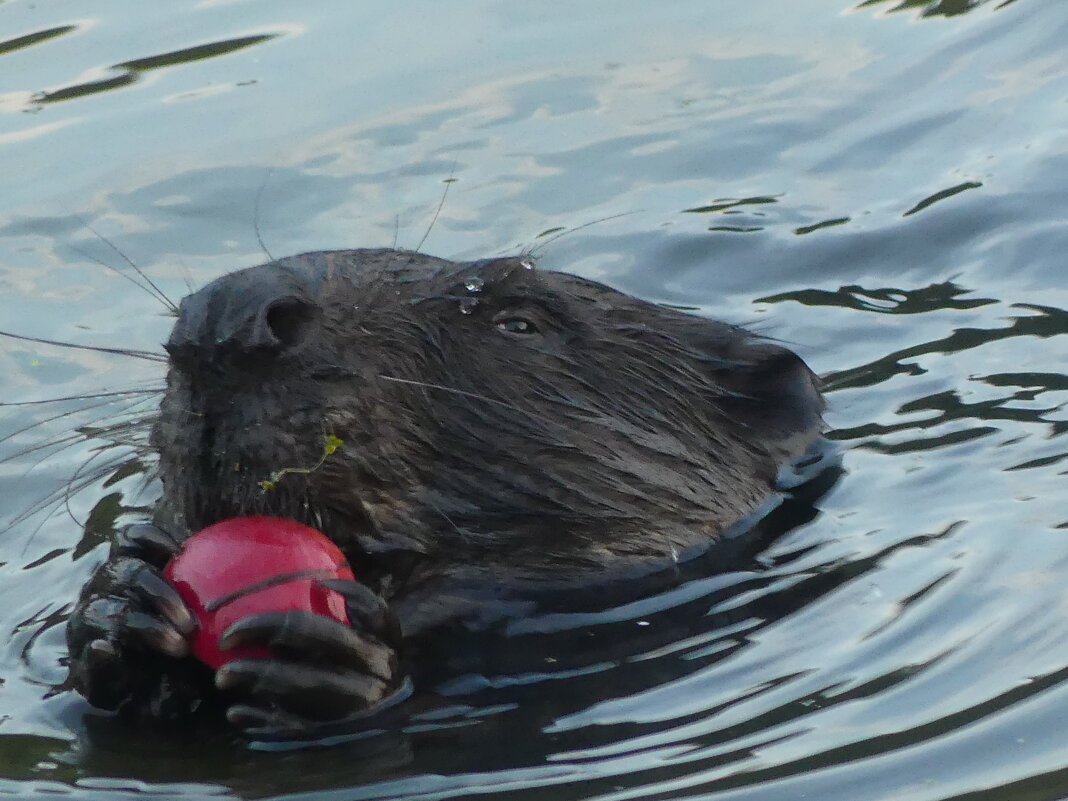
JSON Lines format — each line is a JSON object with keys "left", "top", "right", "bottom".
{"left": 67, "top": 249, "right": 825, "bottom": 733}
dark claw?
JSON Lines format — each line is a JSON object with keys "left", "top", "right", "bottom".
{"left": 113, "top": 558, "right": 196, "bottom": 635}
{"left": 318, "top": 579, "right": 401, "bottom": 644}
{"left": 124, "top": 611, "right": 190, "bottom": 658}
{"left": 218, "top": 610, "right": 393, "bottom": 681}
{"left": 216, "top": 658, "right": 390, "bottom": 720}
{"left": 225, "top": 703, "right": 315, "bottom": 733}
{"left": 228, "top": 678, "right": 415, "bottom": 735}
{"left": 113, "top": 523, "right": 184, "bottom": 567}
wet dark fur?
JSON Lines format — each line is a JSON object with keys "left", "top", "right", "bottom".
{"left": 152, "top": 248, "right": 823, "bottom": 632}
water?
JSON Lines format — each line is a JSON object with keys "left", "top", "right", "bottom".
{"left": 1, "top": 0, "right": 1066, "bottom": 798}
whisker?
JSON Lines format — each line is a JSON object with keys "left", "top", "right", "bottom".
{"left": 253, "top": 167, "right": 277, "bottom": 264}
{"left": 0, "top": 392, "right": 157, "bottom": 446}
{"left": 59, "top": 443, "right": 134, "bottom": 533}
{"left": 3, "top": 431, "right": 102, "bottom": 467}
{"left": 426, "top": 497, "right": 464, "bottom": 537}
{"left": 414, "top": 165, "right": 457, "bottom": 255}
{"left": 378, "top": 374, "right": 626, "bottom": 436}
{"left": 1, "top": 398, "right": 154, "bottom": 466}
{"left": 0, "top": 329, "right": 166, "bottom": 362}
{"left": 8, "top": 456, "right": 131, "bottom": 533}
{"left": 3, "top": 408, "right": 154, "bottom": 539}
{"left": 378, "top": 375, "right": 533, "bottom": 416}
{"left": 0, "top": 388, "right": 162, "bottom": 407}
{"left": 1, "top": 423, "right": 144, "bottom": 471}
{"left": 527, "top": 212, "right": 637, "bottom": 257}
{"left": 67, "top": 243, "right": 176, "bottom": 317}
{"left": 6, "top": 438, "right": 133, "bottom": 528}
{"left": 66, "top": 217, "right": 178, "bottom": 314}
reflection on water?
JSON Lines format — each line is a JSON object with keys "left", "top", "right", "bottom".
{"left": 856, "top": 0, "right": 1018, "bottom": 20}
{"left": 1, "top": 20, "right": 283, "bottom": 115}
{"left": 0, "top": 26, "right": 78, "bottom": 58}
{"left": 0, "top": 0, "right": 1067, "bottom": 799}
{"left": 34, "top": 34, "right": 279, "bottom": 106}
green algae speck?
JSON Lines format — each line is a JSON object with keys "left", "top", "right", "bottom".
{"left": 259, "top": 435, "right": 344, "bottom": 491}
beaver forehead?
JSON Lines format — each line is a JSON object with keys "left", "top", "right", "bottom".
{"left": 184, "top": 247, "right": 640, "bottom": 321}
{"left": 367, "top": 254, "right": 660, "bottom": 327}
{"left": 271, "top": 249, "right": 531, "bottom": 297}
{"left": 301, "top": 250, "right": 606, "bottom": 310}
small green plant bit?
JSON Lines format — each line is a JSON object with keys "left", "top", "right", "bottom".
{"left": 258, "top": 435, "right": 343, "bottom": 491}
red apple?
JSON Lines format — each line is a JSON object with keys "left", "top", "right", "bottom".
{"left": 163, "top": 516, "right": 353, "bottom": 669}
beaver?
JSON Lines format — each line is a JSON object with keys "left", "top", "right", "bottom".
{"left": 65, "top": 248, "right": 826, "bottom": 734}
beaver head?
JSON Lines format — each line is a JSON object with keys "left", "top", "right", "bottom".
{"left": 151, "top": 249, "right": 823, "bottom": 585}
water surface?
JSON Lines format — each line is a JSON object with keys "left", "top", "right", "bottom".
{"left": 1, "top": 0, "right": 1066, "bottom": 799}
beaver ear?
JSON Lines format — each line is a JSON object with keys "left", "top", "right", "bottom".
{"left": 713, "top": 341, "right": 825, "bottom": 462}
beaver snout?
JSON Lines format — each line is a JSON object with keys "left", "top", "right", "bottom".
{"left": 164, "top": 265, "right": 320, "bottom": 371}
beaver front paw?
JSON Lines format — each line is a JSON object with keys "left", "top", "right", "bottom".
{"left": 66, "top": 523, "right": 204, "bottom": 718}
{"left": 213, "top": 579, "right": 405, "bottom": 734}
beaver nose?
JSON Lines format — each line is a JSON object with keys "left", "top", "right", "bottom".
{"left": 165, "top": 266, "right": 319, "bottom": 370}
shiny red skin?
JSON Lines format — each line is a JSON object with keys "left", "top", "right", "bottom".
{"left": 163, "top": 516, "right": 353, "bottom": 669}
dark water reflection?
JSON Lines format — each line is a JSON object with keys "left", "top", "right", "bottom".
{"left": 856, "top": 0, "right": 1019, "bottom": 20}
{"left": 1, "top": 0, "right": 1067, "bottom": 799}
{"left": 33, "top": 34, "right": 278, "bottom": 106}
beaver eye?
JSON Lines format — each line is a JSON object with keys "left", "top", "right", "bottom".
{"left": 496, "top": 317, "right": 539, "bottom": 335}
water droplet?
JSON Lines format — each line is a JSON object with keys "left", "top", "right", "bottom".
{"left": 458, "top": 297, "right": 479, "bottom": 315}
{"left": 464, "top": 276, "right": 484, "bottom": 294}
